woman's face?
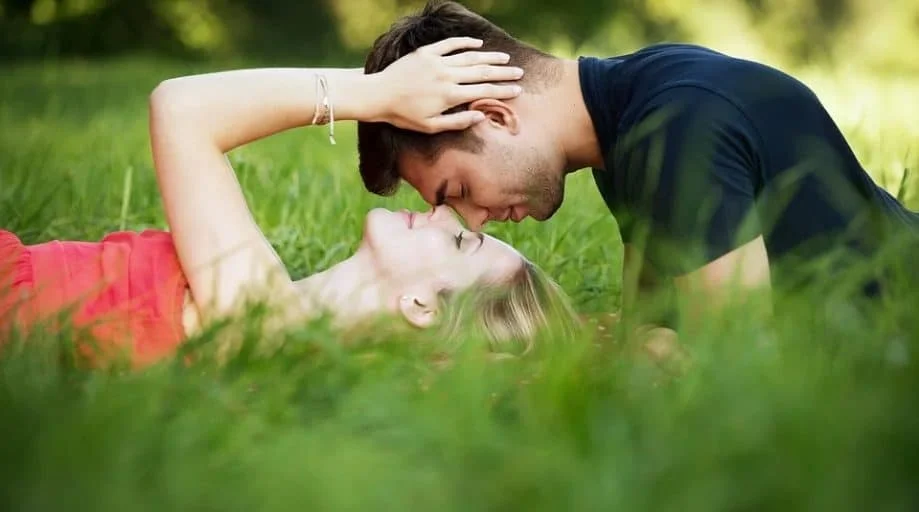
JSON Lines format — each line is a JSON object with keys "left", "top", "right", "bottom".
{"left": 361, "top": 205, "right": 524, "bottom": 326}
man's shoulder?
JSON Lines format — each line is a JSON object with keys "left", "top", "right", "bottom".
{"left": 582, "top": 43, "right": 782, "bottom": 97}
{"left": 623, "top": 42, "right": 729, "bottom": 59}
{"left": 579, "top": 43, "right": 739, "bottom": 123}
{"left": 580, "top": 44, "right": 766, "bottom": 197}
{"left": 582, "top": 43, "right": 795, "bottom": 137}
{"left": 583, "top": 43, "right": 730, "bottom": 70}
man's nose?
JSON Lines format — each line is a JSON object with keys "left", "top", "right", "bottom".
{"left": 431, "top": 203, "right": 488, "bottom": 231}
{"left": 465, "top": 215, "right": 487, "bottom": 231}
{"left": 455, "top": 205, "right": 489, "bottom": 231}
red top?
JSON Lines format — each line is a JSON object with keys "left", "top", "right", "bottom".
{"left": 0, "top": 229, "right": 189, "bottom": 367}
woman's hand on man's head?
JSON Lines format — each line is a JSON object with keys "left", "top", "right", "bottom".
{"left": 368, "top": 37, "right": 524, "bottom": 133}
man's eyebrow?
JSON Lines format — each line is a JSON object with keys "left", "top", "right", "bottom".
{"left": 434, "top": 181, "right": 447, "bottom": 206}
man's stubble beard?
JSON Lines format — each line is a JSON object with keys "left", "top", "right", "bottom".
{"left": 525, "top": 162, "right": 565, "bottom": 221}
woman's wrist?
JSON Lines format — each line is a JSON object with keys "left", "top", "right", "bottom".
{"left": 323, "top": 69, "right": 389, "bottom": 124}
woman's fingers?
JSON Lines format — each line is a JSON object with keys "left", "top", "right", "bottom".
{"left": 443, "top": 50, "right": 511, "bottom": 67}
{"left": 421, "top": 36, "right": 484, "bottom": 56}
{"left": 451, "top": 64, "right": 524, "bottom": 84}
{"left": 451, "top": 82, "right": 523, "bottom": 104}
{"left": 379, "top": 37, "right": 526, "bottom": 132}
{"left": 422, "top": 110, "right": 487, "bottom": 133}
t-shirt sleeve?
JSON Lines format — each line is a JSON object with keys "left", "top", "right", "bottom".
{"left": 613, "top": 86, "right": 762, "bottom": 276}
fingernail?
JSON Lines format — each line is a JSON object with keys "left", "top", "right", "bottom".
{"left": 513, "top": 85, "right": 523, "bottom": 94}
{"left": 473, "top": 112, "right": 486, "bottom": 122}
{"left": 514, "top": 67, "right": 525, "bottom": 77}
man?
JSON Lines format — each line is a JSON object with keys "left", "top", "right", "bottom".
{"left": 356, "top": 0, "right": 919, "bottom": 331}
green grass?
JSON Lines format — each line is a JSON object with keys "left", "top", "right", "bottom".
{"left": 1, "top": 57, "right": 918, "bottom": 512}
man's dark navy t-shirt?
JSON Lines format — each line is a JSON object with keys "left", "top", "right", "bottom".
{"left": 578, "top": 43, "right": 918, "bottom": 290}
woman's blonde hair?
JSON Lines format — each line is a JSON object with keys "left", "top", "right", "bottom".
{"left": 435, "top": 259, "right": 581, "bottom": 357}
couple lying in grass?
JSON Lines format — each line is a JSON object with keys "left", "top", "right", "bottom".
{"left": 3, "top": 1, "right": 918, "bottom": 368}
{"left": 0, "top": 38, "right": 581, "bottom": 368}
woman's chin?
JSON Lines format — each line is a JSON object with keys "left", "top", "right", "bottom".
{"left": 364, "top": 207, "right": 394, "bottom": 228}
{"left": 360, "top": 208, "right": 384, "bottom": 247}
{"left": 362, "top": 208, "right": 406, "bottom": 245}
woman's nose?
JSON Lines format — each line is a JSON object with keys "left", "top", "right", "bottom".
{"left": 428, "top": 205, "right": 454, "bottom": 222}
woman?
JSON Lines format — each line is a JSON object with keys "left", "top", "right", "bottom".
{"left": 0, "top": 38, "right": 577, "bottom": 368}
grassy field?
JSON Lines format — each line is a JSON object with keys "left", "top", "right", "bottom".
{"left": 1, "top": 56, "right": 918, "bottom": 511}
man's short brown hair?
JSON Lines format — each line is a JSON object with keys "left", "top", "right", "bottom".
{"left": 357, "top": 0, "right": 553, "bottom": 196}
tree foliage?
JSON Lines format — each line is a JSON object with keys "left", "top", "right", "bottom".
{"left": 0, "top": 0, "right": 916, "bottom": 71}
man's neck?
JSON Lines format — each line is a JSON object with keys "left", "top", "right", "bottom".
{"left": 540, "top": 58, "right": 605, "bottom": 172}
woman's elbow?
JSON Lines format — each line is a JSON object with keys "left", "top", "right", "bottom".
{"left": 149, "top": 78, "right": 193, "bottom": 121}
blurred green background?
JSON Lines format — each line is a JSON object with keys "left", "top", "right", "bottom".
{"left": 3, "top": 0, "right": 919, "bottom": 74}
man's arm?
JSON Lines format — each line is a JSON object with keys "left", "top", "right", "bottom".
{"left": 619, "top": 236, "right": 771, "bottom": 364}
{"left": 671, "top": 235, "right": 772, "bottom": 310}
{"left": 671, "top": 235, "right": 773, "bottom": 326}
{"left": 613, "top": 85, "right": 772, "bottom": 345}
{"left": 620, "top": 243, "right": 685, "bottom": 361}
{"left": 621, "top": 243, "right": 671, "bottom": 323}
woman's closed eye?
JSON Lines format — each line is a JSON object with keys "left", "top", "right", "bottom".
{"left": 454, "top": 230, "right": 485, "bottom": 252}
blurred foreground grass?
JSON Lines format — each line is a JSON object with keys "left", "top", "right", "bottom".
{"left": 1, "top": 56, "right": 918, "bottom": 511}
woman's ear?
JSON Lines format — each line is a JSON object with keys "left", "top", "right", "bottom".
{"left": 398, "top": 291, "right": 440, "bottom": 329}
{"left": 467, "top": 99, "right": 520, "bottom": 135}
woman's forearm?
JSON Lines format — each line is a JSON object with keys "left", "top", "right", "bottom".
{"left": 149, "top": 38, "right": 528, "bottom": 150}
{"left": 150, "top": 67, "right": 382, "bottom": 152}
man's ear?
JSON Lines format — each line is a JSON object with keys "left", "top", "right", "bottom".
{"left": 467, "top": 99, "right": 520, "bottom": 135}
{"left": 398, "top": 290, "right": 441, "bottom": 329}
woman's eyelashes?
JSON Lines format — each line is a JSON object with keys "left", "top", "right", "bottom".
{"left": 454, "top": 231, "right": 484, "bottom": 252}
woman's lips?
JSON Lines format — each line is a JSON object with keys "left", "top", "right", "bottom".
{"left": 402, "top": 210, "right": 414, "bottom": 228}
